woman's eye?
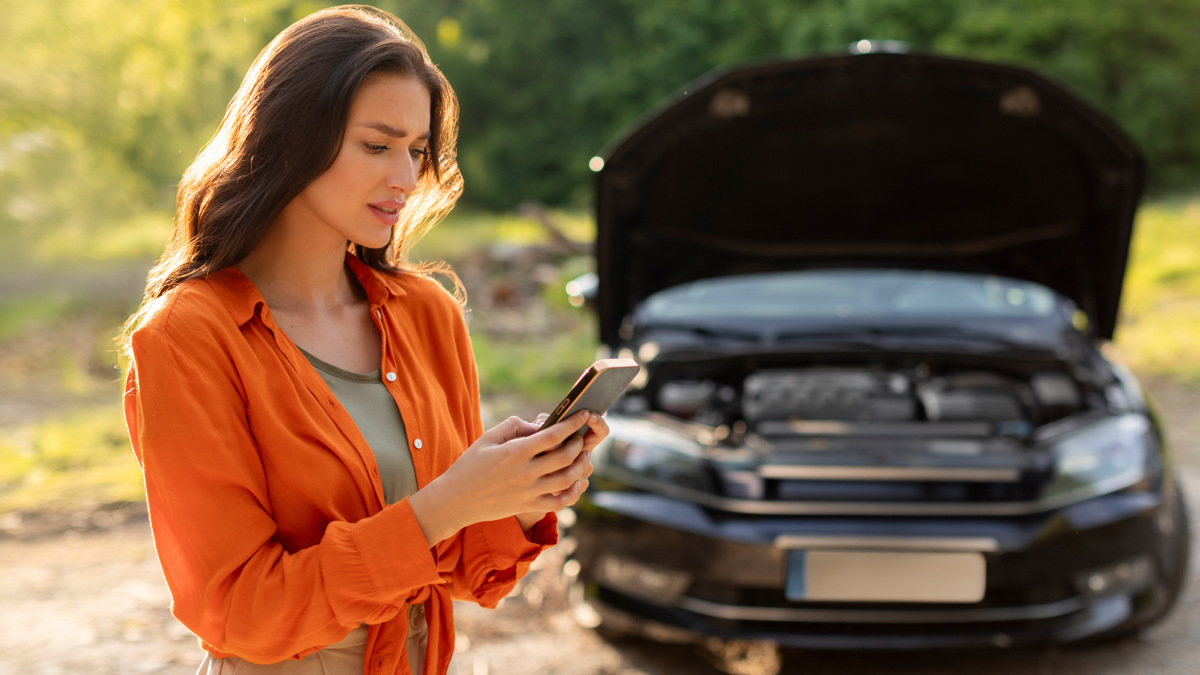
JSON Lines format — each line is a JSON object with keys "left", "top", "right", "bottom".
{"left": 365, "top": 143, "right": 389, "bottom": 154}
{"left": 410, "top": 147, "right": 430, "bottom": 161}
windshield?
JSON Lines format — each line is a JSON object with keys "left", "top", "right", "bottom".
{"left": 640, "top": 270, "right": 1064, "bottom": 322}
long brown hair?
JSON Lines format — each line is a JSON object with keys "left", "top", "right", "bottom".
{"left": 121, "top": 5, "right": 462, "bottom": 353}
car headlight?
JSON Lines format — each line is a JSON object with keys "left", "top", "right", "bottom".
{"left": 1042, "top": 414, "right": 1161, "bottom": 501}
{"left": 597, "top": 437, "right": 716, "bottom": 493}
{"left": 592, "top": 418, "right": 719, "bottom": 494}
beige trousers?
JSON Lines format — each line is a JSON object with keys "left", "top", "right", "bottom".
{"left": 195, "top": 606, "right": 453, "bottom": 675}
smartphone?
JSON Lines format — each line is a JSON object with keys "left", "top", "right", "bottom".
{"left": 540, "top": 358, "right": 641, "bottom": 436}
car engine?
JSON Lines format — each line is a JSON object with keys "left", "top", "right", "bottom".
{"left": 635, "top": 362, "right": 1088, "bottom": 436}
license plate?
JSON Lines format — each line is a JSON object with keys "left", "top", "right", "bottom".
{"left": 785, "top": 550, "right": 986, "bottom": 603}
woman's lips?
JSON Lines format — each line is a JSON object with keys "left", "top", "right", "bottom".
{"left": 368, "top": 200, "right": 405, "bottom": 225}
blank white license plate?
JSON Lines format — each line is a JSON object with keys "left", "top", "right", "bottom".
{"left": 785, "top": 550, "right": 986, "bottom": 603}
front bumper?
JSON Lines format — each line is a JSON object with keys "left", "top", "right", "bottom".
{"left": 568, "top": 480, "right": 1184, "bottom": 649}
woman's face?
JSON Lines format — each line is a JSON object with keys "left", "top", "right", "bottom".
{"left": 282, "top": 73, "right": 432, "bottom": 250}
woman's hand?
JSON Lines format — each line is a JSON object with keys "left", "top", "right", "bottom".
{"left": 409, "top": 410, "right": 608, "bottom": 545}
{"left": 514, "top": 411, "right": 610, "bottom": 530}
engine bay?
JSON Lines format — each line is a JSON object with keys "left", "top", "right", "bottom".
{"left": 619, "top": 356, "right": 1100, "bottom": 439}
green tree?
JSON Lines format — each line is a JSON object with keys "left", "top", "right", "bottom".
{"left": 3, "top": 0, "right": 1199, "bottom": 226}
{"left": 0, "top": 0, "right": 300, "bottom": 257}
{"left": 421, "top": 0, "right": 1200, "bottom": 208}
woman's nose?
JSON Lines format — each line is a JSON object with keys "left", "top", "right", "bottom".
{"left": 387, "top": 156, "right": 419, "bottom": 194}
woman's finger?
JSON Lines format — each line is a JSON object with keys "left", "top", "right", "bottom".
{"left": 530, "top": 433, "right": 586, "bottom": 474}
{"left": 539, "top": 445, "right": 592, "bottom": 493}
{"left": 512, "top": 410, "right": 590, "bottom": 457}
{"left": 479, "top": 416, "right": 534, "bottom": 445}
{"left": 539, "top": 477, "right": 590, "bottom": 510}
{"left": 581, "top": 413, "right": 610, "bottom": 451}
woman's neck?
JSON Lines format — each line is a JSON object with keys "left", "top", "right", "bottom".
{"left": 237, "top": 216, "right": 381, "bottom": 374}
{"left": 236, "top": 216, "right": 361, "bottom": 312}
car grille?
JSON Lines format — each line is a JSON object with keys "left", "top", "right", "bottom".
{"left": 765, "top": 477, "right": 1041, "bottom": 503}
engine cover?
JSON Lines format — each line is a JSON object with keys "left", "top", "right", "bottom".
{"left": 743, "top": 368, "right": 915, "bottom": 422}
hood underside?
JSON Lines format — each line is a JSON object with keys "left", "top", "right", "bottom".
{"left": 593, "top": 51, "right": 1145, "bottom": 344}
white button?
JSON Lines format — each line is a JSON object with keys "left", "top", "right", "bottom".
{"left": 385, "top": 372, "right": 397, "bottom": 382}
{"left": 413, "top": 439, "right": 423, "bottom": 449}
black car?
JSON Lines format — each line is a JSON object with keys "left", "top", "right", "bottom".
{"left": 565, "top": 47, "right": 1190, "bottom": 649}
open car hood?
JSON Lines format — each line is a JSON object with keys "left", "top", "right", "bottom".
{"left": 593, "top": 50, "right": 1144, "bottom": 344}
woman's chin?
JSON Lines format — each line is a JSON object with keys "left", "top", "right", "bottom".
{"left": 350, "top": 233, "right": 394, "bottom": 251}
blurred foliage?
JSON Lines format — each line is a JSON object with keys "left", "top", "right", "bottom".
{"left": 1, "top": 0, "right": 289, "bottom": 268}
{"left": 406, "top": 0, "right": 1200, "bottom": 207}
{"left": 3, "top": 0, "right": 1200, "bottom": 222}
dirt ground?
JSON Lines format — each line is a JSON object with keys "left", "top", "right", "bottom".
{"left": 1, "top": 376, "right": 1198, "bottom": 675}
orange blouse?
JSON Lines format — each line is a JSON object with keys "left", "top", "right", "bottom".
{"left": 123, "top": 255, "right": 556, "bottom": 674}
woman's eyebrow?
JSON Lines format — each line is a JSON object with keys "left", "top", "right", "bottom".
{"left": 355, "top": 121, "right": 431, "bottom": 140}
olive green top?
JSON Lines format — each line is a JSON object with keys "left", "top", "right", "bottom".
{"left": 292, "top": 347, "right": 430, "bottom": 675}
{"left": 298, "top": 347, "right": 419, "bottom": 505}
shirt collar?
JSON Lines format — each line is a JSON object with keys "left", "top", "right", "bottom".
{"left": 209, "top": 253, "right": 408, "bottom": 328}
{"left": 346, "top": 252, "right": 408, "bottom": 308}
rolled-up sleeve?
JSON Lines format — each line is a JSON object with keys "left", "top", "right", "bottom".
{"left": 438, "top": 513, "right": 558, "bottom": 607}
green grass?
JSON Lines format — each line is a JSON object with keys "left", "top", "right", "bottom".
{"left": 407, "top": 206, "right": 594, "bottom": 264}
{"left": 0, "top": 404, "right": 144, "bottom": 512}
{"left": 471, "top": 313, "right": 600, "bottom": 405}
{"left": 33, "top": 210, "right": 173, "bottom": 262}
{"left": 1114, "top": 199, "right": 1200, "bottom": 381}
{"left": 0, "top": 292, "right": 73, "bottom": 340}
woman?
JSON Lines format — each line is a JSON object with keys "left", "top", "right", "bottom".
{"left": 120, "top": 6, "right": 604, "bottom": 674}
